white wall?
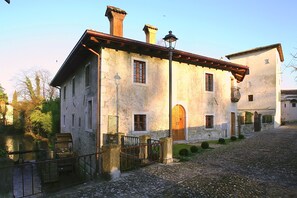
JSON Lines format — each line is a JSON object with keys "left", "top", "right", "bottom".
{"left": 100, "top": 48, "right": 238, "bottom": 142}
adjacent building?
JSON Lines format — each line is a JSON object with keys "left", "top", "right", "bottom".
{"left": 281, "top": 89, "right": 297, "bottom": 123}
{"left": 226, "top": 44, "right": 284, "bottom": 131}
{"left": 50, "top": 6, "right": 249, "bottom": 155}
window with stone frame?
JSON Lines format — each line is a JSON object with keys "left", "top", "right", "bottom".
{"left": 85, "top": 64, "right": 90, "bottom": 87}
{"left": 134, "top": 114, "right": 146, "bottom": 131}
{"left": 133, "top": 60, "right": 146, "bottom": 84}
{"left": 248, "top": 95, "right": 253, "bottom": 101}
{"left": 205, "top": 73, "right": 213, "bottom": 92}
{"left": 72, "top": 77, "right": 75, "bottom": 97}
{"left": 87, "top": 100, "right": 93, "bottom": 130}
{"left": 63, "top": 86, "right": 66, "bottom": 101}
{"left": 205, "top": 115, "right": 214, "bottom": 128}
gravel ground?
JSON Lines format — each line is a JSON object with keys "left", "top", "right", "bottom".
{"left": 48, "top": 124, "right": 297, "bottom": 198}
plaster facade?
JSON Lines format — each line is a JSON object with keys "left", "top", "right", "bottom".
{"left": 281, "top": 90, "right": 297, "bottom": 123}
{"left": 226, "top": 44, "right": 283, "bottom": 129}
{"left": 100, "top": 48, "right": 238, "bottom": 144}
{"left": 52, "top": 6, "right": 249, "bottom": 155}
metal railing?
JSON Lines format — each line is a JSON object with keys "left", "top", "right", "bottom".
{"left": 121, "top": 135, "right": 140, "bottom": 146}
{"left": 0, "top": 152, "right": 102, "bottom": 198}
{"left": 120, "top": 138, "right": 163, "bottom": 171}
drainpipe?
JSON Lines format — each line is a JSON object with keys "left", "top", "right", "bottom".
{"left": 82, "top": 43, "right": 102, "bottom": 173}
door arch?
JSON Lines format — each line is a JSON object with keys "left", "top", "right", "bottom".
{"left": 172, "top": 104, "right": 186, "bottom": 141}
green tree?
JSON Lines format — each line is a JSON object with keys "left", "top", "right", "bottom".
{"left": 14, "top": 70, "right": 60, "bottom": 145}
{"left": 0, "top": 84, "right": 8, "bottom": 125}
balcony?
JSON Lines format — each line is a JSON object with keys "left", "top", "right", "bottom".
{"left": 231, "top": 87, "right": 241, "bottom": 103}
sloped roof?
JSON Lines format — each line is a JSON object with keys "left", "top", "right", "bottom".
{"left": 226, "top": 43, "right": 284, "bottom": 62}
{"left": 281, "top": 89, "right": 297, "bottom": 95}
{"left": 51, "top": 30, "right": 249, "bottom": 87}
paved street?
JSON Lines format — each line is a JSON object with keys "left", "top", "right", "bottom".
{"left": 49, "top": 124, "right": 297, "bottom": 198}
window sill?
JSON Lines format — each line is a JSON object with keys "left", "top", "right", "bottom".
{"left": 131, "top": 130, "right": 148, "bottom": 135}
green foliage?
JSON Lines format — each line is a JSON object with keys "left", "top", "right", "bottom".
{"left": 201, "top": 141, "right": 209, "bottom": 149}
{"left": 262, "top": 115, "right": 273, "bottom": 123}
{"left": 179, "top": 148, "right": 190, "bottom": 156}
{"left": 231, "top": 136, "right": 237, "bottom": 141}
{"left": 218, "top": 138, "right": 226, "bottom": 144}
{"left": 30, "top": 109, "right": 52, "bottom": 135}
{"left": 0, "top": 84, "right": 8, "bottom": 125}
{"left": 0, "top": 145, "right": 7, "bottom": 158}
{"left": 245, "top": 111, "right": 253, "bottom": 124}
{"left": 238, "top": 134, "right": 245, "bottom": 139}
{"left": 13, "top": 70, "right": 60, "bottom": 146}
{"left": 190, "top": 145, "right": 199, "bottom": 153}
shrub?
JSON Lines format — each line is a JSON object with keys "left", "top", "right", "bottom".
{"left": 201, "top": 141, "right": 209, "bottom": 149}
{"left": 218, "top": 138, "right": 226, "bottom": 144}
{"left": 231, "top": 136, "right": 237, "bottom": 141}
{"left": 0, "top": 148, "right": 7, "bottom": 158}
{"left": 238, "top": 134, "right": 245, "bottom": 139}
{"left": 179, "top": 148, "right": 189, "bottom": 156}
{"left": 190, "top": 145, "right": 199, "bottom": 153}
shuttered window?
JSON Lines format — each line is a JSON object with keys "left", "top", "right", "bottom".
{"left": 205, "top": 73, "right": 213, "bottom": 91}
{"left": 133, "top": 60, "right": 146, "bottom": 83}
{"left": 205, "top": 115, "right": 214, "bottom": 128}
{"left": 134, "top": 114, "right": 146, "bottom": 131}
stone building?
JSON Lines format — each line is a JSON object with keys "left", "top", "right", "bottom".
{"left": 281, "top": 89, "right": 297, "bottom": 123}
{"left": 50, "top": 6, "right": 249, "bottom": 155}
{"left": 226, "top": 44, "right": 284, "bottom": 131}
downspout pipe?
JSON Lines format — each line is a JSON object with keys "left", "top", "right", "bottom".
{"left": 81, "top": 43, "right": 102, "bottom": 162}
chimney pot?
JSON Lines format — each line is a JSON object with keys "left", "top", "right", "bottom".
{"left": 143, "top": 24, "right": 158, "bottom": 44}
{"left": 105, "top": 6, "right": 127, "bottom": 37}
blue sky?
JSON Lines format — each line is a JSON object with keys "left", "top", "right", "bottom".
{"left": 1, "top": 0, "right": 297, "bottom": 100}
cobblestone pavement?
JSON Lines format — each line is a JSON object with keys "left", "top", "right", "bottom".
{"left": 49, "top": 124, "right": 297, "bottom": 198}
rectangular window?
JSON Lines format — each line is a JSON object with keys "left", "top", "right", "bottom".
{"left": 262, "top": 115, "right": 273, "bottom": 123}
{"left": 63, "top": 115, "right": 65, "bottom": 126}
{"left": 205, "top": 115, "right": 214, "bottom": 129}
{"left": 205, "top": 73, "right": 213, "bottom": 92}
{"left": 292, "top": 103, "right": 296, "bottom": 108}
{"left": 284, "top": 103, "right": 286, "bottom": 108}
{"left": 134, "top": 114, "right": 146, "bottom": 131}
{"left": 85, "top": 64, "right": 90, "bottom": 87}
{"left": 133, "top": 60, "right": 146, "bottom": 83}
{"left": 248, "top": 95, "right": 253, "bottom": 101}
{"left": 264, "top": 59, "right": 269, "bottom": 64}
{"left": 87, "top": 100, "right": 92, "bottom": 130}
{"left": 72, "top": 114, "right": 75, "bottom": 127}
{"left": 63, "top": 86, "right": 66, "bottom": 101}
{"left": 72, "top": 77, "right": 75, "bottom": 97}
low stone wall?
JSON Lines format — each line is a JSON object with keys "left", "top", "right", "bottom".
{"left": 241, "top": 124, "right": 254, "bottom": 134}
{"left": 188, "top": 127, "right": 226, "bottom": 141}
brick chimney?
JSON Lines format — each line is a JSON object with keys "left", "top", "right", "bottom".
{"left": 105, "top": 6, "right": 127, "bottom": 37}
{"left": 143, "top": 24, "right": 158, "bottom": 44}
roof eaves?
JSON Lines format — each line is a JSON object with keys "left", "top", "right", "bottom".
{"left": 226, "top": 43, "right": 284, "bottom": 62}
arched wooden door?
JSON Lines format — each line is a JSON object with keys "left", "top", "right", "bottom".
{"left": 172, "top": 105, "right": 186, "bottom": 141}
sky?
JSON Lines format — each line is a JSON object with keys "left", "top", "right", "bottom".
{"left": 1, "top": 0, "right": 297, "bottom": 101}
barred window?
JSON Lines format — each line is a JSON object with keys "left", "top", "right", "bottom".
{"left": 134, "top": 114, "right": 146, "bottom": 131}
{"left": 205, "top": 115, "right": 214, "bottom": 128}
{"left": 205, "top": 73, "right": 213, "bottom": 91}
{"left": 133, "top": 60, "right": 146, "bottom": 83}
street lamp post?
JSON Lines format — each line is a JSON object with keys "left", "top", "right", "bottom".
{"left": 114, "top": 73, "right": 121, "bottom": 134}
{"left": 163, "top": 31, "right": 178, "bottom": 138}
